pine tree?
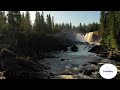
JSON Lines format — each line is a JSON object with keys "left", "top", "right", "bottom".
{"left": 20, "top": 12, "right": 26, "bottom": 32}
{"left": 99, "top": 11, "right": 108, "bottom": 50}
{"left": 33, "top": 11, "right": 40, "bottom": 32}
{"left": 70, "top": 22, "right": 72, "bottom": 30}
{"left": 7, "top": 11, "right": 21, "bottom": 45}
{"left": 99, "top": 11, "right": 120, "bottom": 51}
{"left": 8, "top": 11, "right": 21, "bottom": 31}
{"left": 46, "top": 14, "right": 52, "bottom": 33}
{"left": 25, "top": 11, "right": 32, "bottom": 33}
{"left": 40, "top": 11, "right": 45, "bottom": 34}
{"left": 83, "top": 23, "right": 86, "bottom": 33}
{"left": 0, "top": 11, "right": 7, "bottom": 34}
{"left": 114, "top": 11, "right": 120, "bottom": 47}
{"left": 52, "top": 16, "right": 54, "bottom": 33}
{"left": 54, "top": 23, "right": 59, "bottom": 33}
{"left": 78, "top": 23, "right": 83, "bottom": 33}
{"left": 108, "top": 11, "right": 118, "bottom": 50}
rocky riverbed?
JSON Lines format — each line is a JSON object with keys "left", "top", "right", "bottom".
{"left": 1, "top": 44, "right": 120, "bottom": 79}
{"left": 38, "top": 44, "right": 120, "bottom": 79}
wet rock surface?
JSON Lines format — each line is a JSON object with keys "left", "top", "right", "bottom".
{"left": 0, "top": 48, "right": 51, "bottom": 79}
{"left": 70, "top": 45, "right": 79, "bottom": 52}
{"left": 42, "top": 53, "right": 120, "bottom": 79}
{"left": 88, "top": 45, "right": 102, "bottom": 53}
{"left": 38, "top": 44, "right": 104, "bottom": 79}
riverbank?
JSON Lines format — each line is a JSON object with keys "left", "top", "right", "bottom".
{"left": 1, "top": 44, "right": 120, "bottom": 79}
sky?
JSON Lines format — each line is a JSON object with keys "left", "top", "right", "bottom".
{"left": 21, "top": 11, "right": 100, "bottom": 27}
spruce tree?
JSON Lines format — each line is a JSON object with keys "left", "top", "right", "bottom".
{"left": 46, "top": 14, "right": 52, "bottom": 33}
{"left": 7, "top": 11, "right": 21, "bottom": 45}
{"left": 40, "top": 11, "right": 45, "bottom": 34}
{"left": 25, "top": 11, "right": 32, "bottom": 33}
{"left": 20, "top": 12, "right": 26, "bottom": 32}
{"left": 99, "top": 11, "right": 107, "bottom": 50}
{"left": 33, "top": 11, "right": 40, "bottom": 32}
{"left": 0, "top": 11, "right": 7, "bottom": 34}
{"left": 83, "top": 23, "right": 86, "bottom": 33}
{"left": 108, "top": 11, "right": 118, "bottom": 50}
{"left": 52, "top": 16, "right": 54, "bottom": 33}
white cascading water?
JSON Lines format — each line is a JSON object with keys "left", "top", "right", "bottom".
{"left": 84, "top": 32, "right": 94, "bottom": 43}
{"left": 66, "top": 33, "right": 95, "bottom": 55}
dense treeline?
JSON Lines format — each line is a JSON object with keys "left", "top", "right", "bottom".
{"left": 99, "top": 11, "right": 120, "bottom": 51}
{"left": 76, "top": 22, "right": 99, "bottom": 34}
{"left": 0, "top": 11, "right": 99, "bottom": 55}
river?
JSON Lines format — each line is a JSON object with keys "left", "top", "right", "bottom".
{"left": 39, "top": 44, "right": 103, "bottom": 79}
{"left": 38, "top": 32, "right": 120, "bottom": 79}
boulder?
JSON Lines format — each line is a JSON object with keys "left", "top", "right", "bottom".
{"left": 61, "top": 59, "right": 65, "bottom": 61}
{"left": 97, "top": 53, "right": 107, "bottom": 58}
{"left": 84, "top": 42, "right": 89, "bottom": 45}
{"left": 56, "top": 46, "right": 68, "bottom": 52}
{"left": 84, "top": 69, "right": 96, "bottom": 76}
{"left": 0, "top": 48, "right": 16, "bottom": 58}
{"left": 61, "top": 46, "right": 68, "bottom": 52}
{"left": 88, "top": 61, "right": 98, "bottom": 65}
{"left": 88, "top": 45, "right": 101, "bottom": 53}
{"left": 70, "top": 45, "right": 79, "bottom": 52}
{"left": 79, "top": 64, "right": 98, "bottom": 76}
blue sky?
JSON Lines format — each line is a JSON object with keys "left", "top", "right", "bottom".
{"left": 21, "top": 11, "right": 100, "bottom": 26}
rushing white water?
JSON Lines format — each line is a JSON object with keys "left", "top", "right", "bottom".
{"left": 84, "top": 31, "right": 100, "bottom": 45}
{"left": 39, "top": 44, "right": 102, "bottom": 79}
{"left": 84, "top": 32, "right": 94, "bottom": 43}
{"left": 67, "top": 44, "right": 95, "bottom": 56}
{"left": 37, "top": 31, "right": 101, "bottom": 79}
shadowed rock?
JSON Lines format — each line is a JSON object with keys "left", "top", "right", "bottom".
{"left": 0, "top": 48, "right": 16, "bottom": 58}
{"left": 70, "top": 45, "right": 78, "bottom": 52}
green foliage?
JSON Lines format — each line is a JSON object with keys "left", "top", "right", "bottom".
{"left": 25, "top": 11, "right": 32, "bottom": 32}
{"left": 99, "top": 11, "right": 120, "bottom": 51}
{"left": 76, "top": 22, "right": 99, "bottom": 34}
{"left": 0, "top": 11, "right": 7, "bottom": 33}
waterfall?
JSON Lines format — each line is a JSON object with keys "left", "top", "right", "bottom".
{"left": 84, "top": 32, "right": 94, "bottom": 43}
{"left": 84, "top": 31, "right": 100, "bottom": 45}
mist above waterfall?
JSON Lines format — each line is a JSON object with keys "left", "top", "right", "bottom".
{"left": 53, "top": 30, "right": 101, "bottom": 46}
{"left": 54, "top": 30, "right": 77, "bottom": 42}
{"left": 76, "top": 33, "right": 85, "bottom": 42}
